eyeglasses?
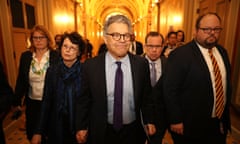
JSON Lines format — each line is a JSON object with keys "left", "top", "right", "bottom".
{"left": 146, "top": 44, "right": 163, "bottom": 49}
{"left": 199, "top": 27, "right": 222, "bottom": 34}
{"left": 32, "top": 36, "right": 47, "bottom": 41}
{"left": 62, "top": 44, "right": 78, "bottom": 52}
{"left": 106, "top": 33, "right": 132, "bottom": 41}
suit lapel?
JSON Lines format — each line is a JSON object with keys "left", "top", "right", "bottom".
{"left": 160, "top": 56, "right": 167, "bottom": 74}
{"left": 128, "top": 53, "right": 138, "bottom": 104}
{"left": 98, "top": 54, "right": 107, "bottom": 104}
{"left": 191, "top": 40, "right": 212, "bottom": 82}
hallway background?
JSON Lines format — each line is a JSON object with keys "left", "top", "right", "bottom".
{"left": 0, "top": 0, "right": 239, "bottom": 142}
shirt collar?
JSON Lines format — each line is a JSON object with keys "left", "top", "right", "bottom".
{"left": 106, "top": 51, "right": 129, "bottom": 66}
{"left": 195, "top": 41, "right": 217, "bottom": 54}
{"left": 145, "top": 55, "right": 160, "bottom": 63}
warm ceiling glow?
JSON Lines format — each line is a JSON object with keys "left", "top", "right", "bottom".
{"left": 173, "top": 15, "right": 182, "bottom": 24}
{"left": 54, "top": 14, "right": 73, "bottom": 24}
{"left": 106, "top": 12, "right": 124, "bottom": 20}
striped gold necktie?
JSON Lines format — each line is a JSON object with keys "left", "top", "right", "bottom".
{"left": 208, "top": 49, "right": 224, "bottom": 119}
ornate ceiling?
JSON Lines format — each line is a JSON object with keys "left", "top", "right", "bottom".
{"left": 82, "top": 0, "right": 152, "bottom": 25}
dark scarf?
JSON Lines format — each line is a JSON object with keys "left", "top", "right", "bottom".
{"left": 57, "top": 59, "right": 81, "bottom": 136}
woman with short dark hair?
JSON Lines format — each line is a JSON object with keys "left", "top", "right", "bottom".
{"left": 32, "top": 32, "right": 86, "bottom": 144}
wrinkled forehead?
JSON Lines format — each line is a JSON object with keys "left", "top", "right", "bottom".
{"left": 108, "top": 22, "right": 132, "bottom": 31}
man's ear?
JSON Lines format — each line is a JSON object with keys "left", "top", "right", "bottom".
{"left": 131, "top": 34, "right": 135, "bottom": 41}
{"left": 103, "top": 36, "right": 107, "bottom": 44}
{"left": 193, "top": 28, "right": 197, "bottom": 37}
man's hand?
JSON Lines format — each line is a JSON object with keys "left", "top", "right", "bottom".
{"left": 170, "top": 123, "right": 184, "bottom": 135}
{"left": 76, "top": 130, "right": 88, "bottom": 144}
{"left": 31, "top": 134, "right": 41, "bottom": 144}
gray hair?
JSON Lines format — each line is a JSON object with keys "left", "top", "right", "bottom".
{"left": 103, "top": 15, "right": 133, "bottom": 36}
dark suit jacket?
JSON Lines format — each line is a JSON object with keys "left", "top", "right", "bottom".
{"left": 14, "top": 50, "right": 59, "bottom": 106}
{"left": 0, "top": 62, "right": 13, "bottom": 119}
{"left": 163, "top": 40, "right": 231, "bottom": 138}
{"left": 149, "top": 56, "right": 168, "bottom": 142}
{"left": 76, "top": 52, "right": 154, "bottom": 144}
{"left": 35, "top": 60, "right": 82, "bottom": 144}
{"left": 152, "top": 56, "right": 167, "bottom": 122}
{"left": 135, "top": 41, "right": 143, "bottom": 55}
{"left": 0, "top": 62, "right": 13, "bottom": 144}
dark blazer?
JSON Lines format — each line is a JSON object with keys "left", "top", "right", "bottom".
{"left": 0, "top": 62, "right": 13, "bottom": 144}
{"left": 36, "top": 60, "right": 82, "bottom": 144}
{"left": 149, "top": 56, "right": 168, "bottom": 143}
{"left": 76, "top": 52, "right": 154, "bottom": 144}
{"left": 152, "top": 56, "right": 167, "bottom": 122}
{"left": 0, "top": 62, "right": 13, "bottom": 117}
{"left": 14, "top": 50, "right": 59, "bottom": 140}
{"left": 14, "top": 50, "right": 59, "bottom": 106}
{"left": 163, "top": 40, "right": 231, "bottom": 138}
{"left": 135, "top": 41, "right": 143, "bottom": 55}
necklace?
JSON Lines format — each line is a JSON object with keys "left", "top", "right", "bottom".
{"left": 31, "top": 57, "right": 49, "bottom": 75}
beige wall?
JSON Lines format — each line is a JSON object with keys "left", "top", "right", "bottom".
{"left": 37, "top": 0, "right": 76, "bottom": 36}
{"left": 159, "top": 0, "right": 184, "bottom": 38}
{"left": 0, "top": 0, "right": 17, "bottom": 87}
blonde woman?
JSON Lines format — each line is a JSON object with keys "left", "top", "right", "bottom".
{"left": 14, "top": 25, "right": 59, "bottom": 143}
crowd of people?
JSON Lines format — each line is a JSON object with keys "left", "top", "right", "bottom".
{"left": 0, "top": 12, "right": 232, "bottom": 144}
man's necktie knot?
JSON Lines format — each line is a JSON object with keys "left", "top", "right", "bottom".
{"left": 116, "top": 61, "right": 121, "bottom": 67}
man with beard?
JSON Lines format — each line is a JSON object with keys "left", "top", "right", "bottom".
{"left": 163, "top": 12, "right": 232, "bottom": 144}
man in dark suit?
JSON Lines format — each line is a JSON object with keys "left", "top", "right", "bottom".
{"left": 135, "top": 40, "right": 144, "bottom": 55}
{"left": 0, "top": 62, "right": 13, "bottom": 144}
{"left": 130, "top": 38, "right": 144, "bottom": 55}
{"left": 144, "top": 31, "right": 168, "bottom": 144}
{"left": 163, "top": 12, "right": 232, "bottom": 144}
{"left": 129, "top": 34, "right": 143, "bottom": 55}
{"left": 76, "top": 14, "right": 156, "bottom": 144}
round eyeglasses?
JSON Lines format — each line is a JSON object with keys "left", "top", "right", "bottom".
{"left": 106, "top": 32, "right": 132, "bottom": 41}
{"left": 62, "top": 44, "right": 78, "bottom": 52}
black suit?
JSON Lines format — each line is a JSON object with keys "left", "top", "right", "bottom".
{"left": 130, "top": 41, "right": 143, "bottom": 55}
{"left": 149, "top": 56, "right": 168, "bottom": 144}
{"left": 0, "top": 62, "right": 13, "bottom": 144}
{"left": 76, "top": 52, "right": 154, "bottom": 144}
{"left": 135, "top": 41, "right": 143, "bottom": 55}
{"left": 163, "top": 40, "right": 231, "bottom": 144}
